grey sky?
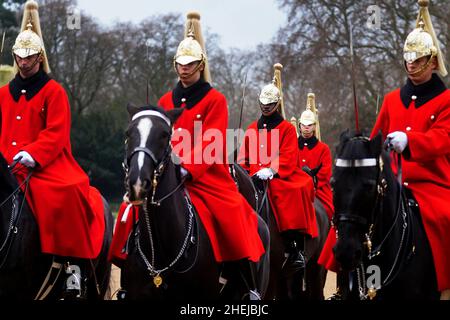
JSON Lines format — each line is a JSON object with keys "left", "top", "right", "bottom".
{"left": 76, "top": 0, "right": 287, "bottom": 50}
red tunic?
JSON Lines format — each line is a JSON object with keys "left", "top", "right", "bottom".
{"left": 298, "top": 138, "right": 334, "bottom": 220}
{"left": 0, "top": 78, "right": 104, "bottom": 259}
{"left": 238, "top": 119, "right": 318, "bottom": 237}
{"left": 370, "top": 83, "right": 450, "bottom": 291}
{"left": 158, "top": 88, "right": 265, "bottom": 263}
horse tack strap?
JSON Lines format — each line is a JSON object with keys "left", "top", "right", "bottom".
{"left": 34, "top": 259, "right": 63, "bottom": 300}
{"left": 131, "top": 110, "right": 171, "bottom": 127}
{"left": 335, "top": 158, "right": 377, "bottom": 168}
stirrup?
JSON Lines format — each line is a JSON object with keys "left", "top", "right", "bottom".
{"left": 242, "top": 289, "right": 261, "bottom": 301}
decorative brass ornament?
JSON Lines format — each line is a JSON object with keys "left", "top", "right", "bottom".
{"left": 153, "top": 274, "right": 163, "bottom": 288}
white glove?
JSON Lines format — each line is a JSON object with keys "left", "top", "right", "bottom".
{"left": 13, "top": 151, "right": 36, "bottom": 168}
{"left": 180, "top": 167, "right": 191, "bottom": 179}
{"left": 387, "top": 131, "right": 408, "bottom": 153}
{"left": 255, "top": 168, "right": 274, "bottom": 180}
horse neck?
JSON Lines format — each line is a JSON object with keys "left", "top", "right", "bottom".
{"left": 372, "top": 156, "right": 403, "bottom": 256}
{"left": 138, "top": 159, "right": 190, "bottom": 261}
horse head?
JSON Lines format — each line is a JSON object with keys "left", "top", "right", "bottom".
{"left": 124, "top": 104, "right": 183, "bottom": 203}
{"left": 332, "top": 130, "right": 385, "bottom": 270}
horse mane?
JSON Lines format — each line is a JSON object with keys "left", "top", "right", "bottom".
{"left": 336, "top": 129, "right": 372, "bottom": 160}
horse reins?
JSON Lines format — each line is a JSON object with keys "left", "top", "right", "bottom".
{"left": 0, "top": 160, "right": 33, "bottom": 268}
{"left": 334, "top": 139, "right": 413, "bottom": 299}
{"left": 124, "top": 111, "right": 198, "bottom": 287}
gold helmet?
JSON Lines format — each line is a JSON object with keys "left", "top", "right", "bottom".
{"left": 403, "top": 0, "right": 447, "bottom": 77}
{"left": 259, "top": 81, "right": 280, "bottom": 105}
{"left": 12, "top": 1, "right": 50, "bottom": 74}
{"left": 299, "top": 93, "right": 321, "bottom": 141}
{"left": 174, "top": 12, "right": 211, "bottom": 83}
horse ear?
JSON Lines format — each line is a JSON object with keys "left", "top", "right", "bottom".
{"left": 370, "top": 130, "right": 383, "bottom": 156}
{"left": 127, "top": 103, "right": 140, "bottom": 118}
{"left": 166, "top": 108, "right": 184, "bottom": 125}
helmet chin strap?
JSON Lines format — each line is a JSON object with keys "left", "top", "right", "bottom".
{"left": 15, "top": 52, "right": 42, "bottom": 73}
{"left": 404, "top": 54, "right": 436, "bottom": 77}
{"left": 261, "top": 100, "right": 280, "bottom": 115}
{"left": 174, "top": 59, "right": 205, "bottom": 81}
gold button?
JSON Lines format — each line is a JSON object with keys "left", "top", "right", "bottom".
{"left": 21, "top": 89, "right": 26, "bottom": 94}
{"left": 304, "top": 143, "right": 308, "bottom": 146}
{"left": 260, "top": 144, "right": 264, "bottom": 148}
{"left": 16, "top": 116, "right": 22, "bottom": 120}
{"left": 403, "top": 182, "right": 409, "bottom": 186}
{"left": 302, "top": 159, "right": 306, "bottom": 162}
{"left": 263, "top": 124, "right": 267, "bottom": 127}
{"left": 259, "top": 163, "right": 262, "bottom": 166}
{"left": 411, "top": 95, "right": 417, "bottom": 100}
{"left": 12, "top": 141, "right": 17, "bottom": 146}
{"left": 431, "top": 115, "right": 435, "bottom": 120}
{"left": 406, "top": 126, "right": 411, "bottom": 131}
{"left": 196, "top": 114, "right": 201, "bottom": 119}
{"left": 181, "top": 98, "right": 186, "bottom": 102}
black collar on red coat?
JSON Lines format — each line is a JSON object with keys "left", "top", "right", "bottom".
{"left": 172, "top": 78, "right": 212, "bottom": 109}
{"left": 9, "top": 69, "right": 52, "bottom": 102}
{"left": 400, "top": 73, "right": 447, "bottom": 109}
{"left": 257, "top": 112, "right": 284, "bottom": 131}
{"left": 298, "top": 135, "right": 318, "bottom": 150}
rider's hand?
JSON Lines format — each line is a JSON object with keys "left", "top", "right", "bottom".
{"left": 387, "top": 131, "right": 408, "bottom": 153}
{"left": 180, "top": 167, "right": 192, "bottom": 180}
{"left": 13, "top": 151, "right": 36, "bottom": 168}
{"left": 255, "top": 168, "right": 275, "bottom": 181}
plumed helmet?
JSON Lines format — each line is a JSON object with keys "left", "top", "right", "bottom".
{"left": 12, "top": 0, "right": 50, "bottom": 73}
{"left": 299, "top": 93, "right": 321, "bottom": 140}
{"left": 174, "top": 12, "right": 211, "bottom": 83}
{"left": 403, "top": 0, "right": 447, "bottom": 77}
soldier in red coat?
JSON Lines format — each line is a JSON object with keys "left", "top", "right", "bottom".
{"left": 238, "top": 64, "right": 317, "bottom": 276}
{"left": 371, "top": 0, "right": 450, "bottom": 300}
{"left": 0, "top": 1, "right": 104, "bottom": 297}
{"left": 297, "top": 93, "right": 334, "bottom": 221}
{"left": 111, "top": 12, "right": 265, "bottom": 300}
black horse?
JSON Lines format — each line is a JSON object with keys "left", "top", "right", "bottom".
{"left": 248, "top": 175, "right": 329, "bottom": 300}
{"left": 120, "top": 105, "right": 269, "bottom": 300}
{"left": 0, "top": 152, "right": 113, "bottom": 300}
{"left": 332, "top": 130, "right": 439, "bottom": 300}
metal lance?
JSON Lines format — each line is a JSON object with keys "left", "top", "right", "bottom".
{"left": 235, "top": 71, "right": 248, "bottom": 163}
{"left": 349, "top": 25, "right": 360, "bottom": 134}
{"left": 0, "top": 31, "right": 6, "bottom": 67}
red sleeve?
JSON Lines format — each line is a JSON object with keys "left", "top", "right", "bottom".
{"left": 407, "top": 105, "right": 450, "bottom": 162}
{"left": 370, "top": 96, "right": 390, "bottom": 140}
{"left": 272, "top": 123, "right": 299, "bottom": 178}
{"left": 181, "top": 93, "right": 228, "bottom": 181}
{"left": 316, "top": 143, "right": 332, "bottom": 189}
{"left": 22, "top": 84, "right": 70, "bottom": 168}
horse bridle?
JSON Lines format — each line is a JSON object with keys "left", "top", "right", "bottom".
{"left": 333, "top": 154, "right": 386, "bottom": 253}
{"left": 333, "top": 139, "right": 412, "bottom": 299}
{"left": 0, "top": 160, "right": 33, "bottom": 269}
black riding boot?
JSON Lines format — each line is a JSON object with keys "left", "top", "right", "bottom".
{"left": 281, "top": 230, "right": 306, "bottom": 276}
{"left": 237, "top": 259, "right": 261, "bottom": 301}
{"left": 219, "top": 259, "right": 261, "bottom": 300}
